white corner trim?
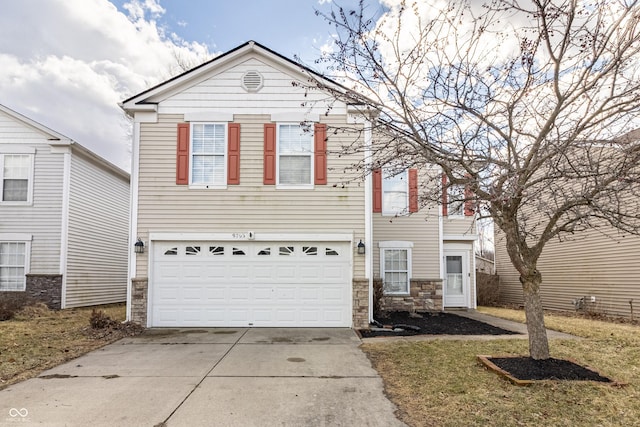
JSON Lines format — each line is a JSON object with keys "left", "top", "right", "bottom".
{"left": 184, "top": 112, "right": 234, "bottom": 122}
{"left": 59, "top": 151, "right": 71, "bottom": 309}
{"left": 0, "top": 233, "right": 32, "bottom": 241}
{"left": 378, "top": 240, "right": 414, "bottom": 248}
{"left": 126, "top": 121, "right": 141, "bottom": 322}
{"left": 270, "top": 112, "right": 320, "bottom": 122}
{"left": 443, "top": 234, "right": 478, "bottom": 241}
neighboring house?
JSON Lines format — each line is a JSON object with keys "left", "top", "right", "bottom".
{"left": 0, "top": 104, "right": 130, "bottom": 309}
{"left": 121, "top": 41, "right": 477, "bottom": 329}
{"left": 495, "top": 130, "right": 640, "bottom": 318}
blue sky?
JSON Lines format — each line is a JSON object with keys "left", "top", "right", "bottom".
{"left": 0, "top": 0, "right": 382, "bottom": 170}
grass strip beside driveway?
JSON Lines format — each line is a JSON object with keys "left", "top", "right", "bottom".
{"left": 0, "top": 304, "right": 127, "bottom": 390}
{"left": 362, "top": 307, "right": 640, "bottom": 427}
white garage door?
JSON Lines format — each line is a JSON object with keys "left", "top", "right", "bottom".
{"left": 150, "top": 241, "right": 352, "bottom": 327}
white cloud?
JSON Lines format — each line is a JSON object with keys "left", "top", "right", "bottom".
{"left": 0, "top": 0, "right": 213, "bottom": 171}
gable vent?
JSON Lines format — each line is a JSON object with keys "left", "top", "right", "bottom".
{"left": 242, "top": 70, "right": 263, "bottom": 92}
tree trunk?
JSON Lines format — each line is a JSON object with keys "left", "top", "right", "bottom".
{"left": 521, "top": 271, "right": 550, "bottom": 360}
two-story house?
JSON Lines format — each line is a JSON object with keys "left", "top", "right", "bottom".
{"left": 121, "top": 41, "right": 476, "bottom": 329}
{"left": 0, "top": 104, "right": 130, "bottom": 309}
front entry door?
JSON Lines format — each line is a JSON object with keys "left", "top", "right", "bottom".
{"left": 444, "top": 251, "right": 468, "bottom": 307}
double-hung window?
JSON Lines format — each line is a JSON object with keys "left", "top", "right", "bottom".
{"left": 447, "top": 184, "right": 465, "bottom": 217}
{"left": 382, "top": 169, "right": 408, "bottom": 215}
{"left": 191, "top": 123, "right": 226, "bottom": 186}
{"left": 277, "top": 124, "right": 313, "bottom": 186}
{"left": 379, "top": 241, "right": 413, "bottom": 295}
{"left": 1, "top": 154, "right": 33, "bottom": 203}
{"left": 0, "top": 241, "right": 27, "bottom": 291}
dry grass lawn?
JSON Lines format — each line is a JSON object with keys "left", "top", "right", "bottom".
{"left": 0, "top": 303, "right": 128, "bottom": 390}
{"left": 362, "top": 307, "right": 640, "bottom": 427}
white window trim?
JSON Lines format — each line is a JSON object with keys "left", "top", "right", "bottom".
{"left": 188, "top": 122, "right": 228, "bottom": 190}
{"left": 0, "top": 237, "right": 31, "bottom": 292}
{"left": 381, "top": 168, "right": 409, "bottom": 216}
{"left": 0, "top": 153, "right": 35, "bottom": 205}
{"left": 275, "top": 122, "right": 314, "bottom": 189}
{"left": 379, "top": 241, "right": 413, "bottom": 296}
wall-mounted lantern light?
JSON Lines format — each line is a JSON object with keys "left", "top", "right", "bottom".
{"left": 357, "top": 240, "right": 365, "bottom": 255}
{"left": 134, "top": 238, "right": 145, "bottom": 254}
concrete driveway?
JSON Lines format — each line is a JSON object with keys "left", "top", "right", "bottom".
{"left": 0, "top": 328, "right": 405, "bottom": 427}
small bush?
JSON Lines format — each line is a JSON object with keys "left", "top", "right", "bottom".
{"left": 0, "top": 294, "right": 32, "bottom": 321}
{"left": 15, "top": 302, "right": 51, "bottom": 319}
{"left": 90, "top": 309, "right": 120, "bottom": 329}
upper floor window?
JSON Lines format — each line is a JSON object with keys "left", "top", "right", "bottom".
{"left": 1, "top": 154, "right": 33, "bottom": 204}
{"left": 277, "top": 124, "right": 313, "bottom": 186}
{"left": 0, "top": 241, "right": 27, "bottom": 291}
{"left": 447, "top": 184, "right": 465, "bottom": 217}
{"left": 382, "top": 169, "right": 408, "bottom": 215}
{"left": 191, "top": 123, "right": 226, "bottom": 186}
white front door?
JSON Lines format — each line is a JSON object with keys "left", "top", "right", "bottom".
{"left": 443, "top": 250, "right": 469, "bottom": 307}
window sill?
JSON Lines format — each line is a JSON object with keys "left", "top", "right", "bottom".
{"left": 381, "top": 211, "right": 410, "bottom": 217}
{"left": 383, "top": 292, "right": 411, "bottom": 297}
{"left": 0, "top": 201, "right": 32, "bottom": 206}
{"left": 188, "top": 184, "right": 228, "bottom": 190}
{"left": 446, "top": 215, "right": 469, "bottom": 220}
{"left": 275, "top": 184, "right": 314, "bottom": 190}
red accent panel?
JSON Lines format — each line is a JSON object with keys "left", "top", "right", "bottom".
{"left": 441, "top": 173, "right": 448, "bottom": 216}
{"left": 464, "top": 185, "right": 475, "bottom": 216}
{"left": 263, "top": 123, "right": 276, "bottom": 185}
{"left": 408, "top": 168, "right": 418, "bottom": 213}
{"left": 373, "top": 169, "right": 382, "bottom": 213}
{"left": 314, "top": 123, "right": 327, "bottom": 185}
{"left": 227, "top": 123, "right": 240, "bottom": 185}
{"left": 176, "top": 123, "right": 190, "bottom": 185}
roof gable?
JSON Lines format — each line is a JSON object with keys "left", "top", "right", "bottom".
{"left": 121, "top": 41, "right": 346, "bottom": 113}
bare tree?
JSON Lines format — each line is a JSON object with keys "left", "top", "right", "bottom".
{"left": 312, "top": 0, "right": 640, "bottom": 359}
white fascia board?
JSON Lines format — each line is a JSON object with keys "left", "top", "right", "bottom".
{"left": 148, "top": 232, "right": 354, "bottom": 242}
{"left": 443, "top": 234, "right": 479, "bottom": 241}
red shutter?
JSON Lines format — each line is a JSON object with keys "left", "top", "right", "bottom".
{"left": 227, "top": 123, "right": 240, "bottom": 185}
{"left": 314, "top": 123, "right": 327, "bottom": 185}
{"left": 263, "top": 123, "right": 276, "bottom": 185}
{"left": 408, "top": 168, "right": 418, "bottom": 213}
{"left": 373, "top": 169, "right": 382, "bottom": 213}
{"left": 176, "top": 123, "right": 190, "bottom": 185}
{"left": 441, "top": 173, "right": 448, "bottom": 216}
{"left": 464, "top": 185, "right": 475, "bottom": 216}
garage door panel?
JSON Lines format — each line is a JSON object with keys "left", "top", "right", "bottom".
{"left": 151, "top": 241, "right": 351, "bottom": 327}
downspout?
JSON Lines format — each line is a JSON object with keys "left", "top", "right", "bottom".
{"left": 126, "top": 120, "right": 141, "bottom": 322}
{"left": 364, "top": 118, "right": 373, "bottom": 324}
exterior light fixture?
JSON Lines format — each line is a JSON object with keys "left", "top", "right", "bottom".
{"left": 357, "top": 240, "right": 365, "bottom": 255}
{"left": 134, "top": 238, "right": 145, "bottom": 254}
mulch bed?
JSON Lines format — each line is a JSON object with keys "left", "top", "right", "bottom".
{"left": 359, "top": 311, "right": 521, "bottom": 338}
{"left": 478, "top": 356, "right": 615, "bottom": 384}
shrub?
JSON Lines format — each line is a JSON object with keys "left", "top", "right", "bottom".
{"left": 89, "top": 309, "right": 120, "bottom": 329}
{"left": 0, "top": 294, "right": 32, "bottom": 321}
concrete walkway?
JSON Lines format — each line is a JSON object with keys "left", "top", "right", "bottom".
{"left": 0, "top": 328, "right": 405, "bottom": 427}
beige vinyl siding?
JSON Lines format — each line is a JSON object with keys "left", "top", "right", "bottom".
{"left": 496, "top": 225, "right": 640, "bottom": 318}
{"left": 135, "top": 113, "right": 366, "bottom": 277}
{"left": 373, "top": 211, "right": 441, "bottom": 280}
{"left": 0, "top": 112, "right": 64, "bottom": 273}
{"left": 65, "top": 150, "right": 129, "bottom": 307}
{"left": 443, "top": 217, "right": 476, "bottom": 236}
{"left": 158, "top": 57, "right": 346, "bottom": 116}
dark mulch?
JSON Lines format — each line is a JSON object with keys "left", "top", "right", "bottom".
{"left": 359, "top": 311, "right": 521, "bottom": 338}
{"left": 488, "top": 357, "right": 613, "bottom": 382}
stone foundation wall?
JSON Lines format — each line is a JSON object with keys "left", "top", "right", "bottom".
{"left": 352, "top": 279, "right": 369, "bottom": 329}
{"left": 0, "top": 275, "right": 63, "bottom": 309}
{"left": 375, "top": 278, "right": 443, "bottom": 315}
{"left": 130, "top": 278, "right": 148, "bottom": 326}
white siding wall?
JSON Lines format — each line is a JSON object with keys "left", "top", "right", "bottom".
{"left": 158, "top": 57, "right": 346, "bottom": 116}
{"left": 0, "top": 112, "right": 63, "bottom": 273}
{"left": 496, "top": 225, "right": 640, "bottom": 318}
{"left": 135, "top": 113, "right": 366, "bottom": 278}
{"left": 65, "top": 150, "right": 130, "bottom": 307}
